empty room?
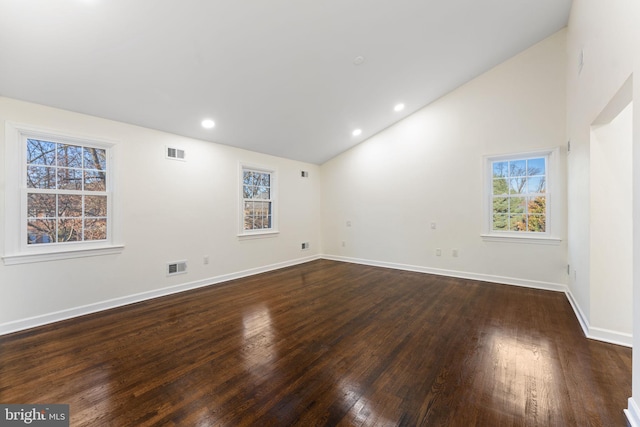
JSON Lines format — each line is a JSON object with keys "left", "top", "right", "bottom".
{"left": 1, "top": 1, "right": 639, "bottom": 426}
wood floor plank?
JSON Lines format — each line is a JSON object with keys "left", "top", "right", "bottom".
{"left": 0, "top": 260, "right": 631, "bottom": 426}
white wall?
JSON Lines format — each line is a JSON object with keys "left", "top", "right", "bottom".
{"left": 565, "top": 0, "right": 640, "bottom": 422}
{"left": 566, "top": 0, "right": 639, "bottom": 345}
{"left": 0, "top": 97, "right": 321, "bottom": 332}
{"left": 590, "top": 102, "right": 632, "bottom": 335}
{"left": 321, "top": 30, "right": 568, "bottom": 288}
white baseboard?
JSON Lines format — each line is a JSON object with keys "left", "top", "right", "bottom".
{"left": 625, "top": 398, "right": 640, "bottom": 427}
{"left": 322, "top": 254, "right": 568, "bottom": 292}
{"left": 0, "top": 255, "right": 321, "bottom": 336}
{"left": 565, "top": 289, "right": 590, "bottom": 337}
{"left": 565, "top": 288, "right": 632, "bottom": 348}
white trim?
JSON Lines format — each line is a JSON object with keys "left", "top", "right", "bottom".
{"left": 482, "top": 147, "right": 561, "bottom": 240}
{"left": 0, "top": 255, "right": 320, "bottom": 336}
{"left": 565, "top": 288, "right": 632, "bottom": 347}
{"left": 2, "top": 244, "right": 125, "bottom": 265}
{"left": 565, "top": 289, "right": 590, "bottom": 337}
{"left": 480, "top": 234, "right": 562, "bottom": 245}
{"left": 4, "top": 121, "right": 121, "bottom": 261}
{"left": 237, "top": 231, "right": 280, "bottom": 240}
{"left": 322, "top": 254, "right": 567, "bottom": 292}
{"left": 625, "top": 398, "right": 640, "bottom": 427}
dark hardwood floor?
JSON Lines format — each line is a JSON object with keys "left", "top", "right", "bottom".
{"left": 0, "top": 260, "right": 632, "bottom": 426}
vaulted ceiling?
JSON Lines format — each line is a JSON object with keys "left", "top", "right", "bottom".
{"left": 0, "top": 0, "right": 572, "bottom": 164}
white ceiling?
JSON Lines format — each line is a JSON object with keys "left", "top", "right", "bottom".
{"left": 0, "top": 0, "right": 572, "bottom": 164}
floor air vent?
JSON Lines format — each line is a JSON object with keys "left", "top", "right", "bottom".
{"left": 167, "top": 261, "right": 187, "bottom": 276}
{"left": 166, "top": 147, "right": 186, "bottom": 160}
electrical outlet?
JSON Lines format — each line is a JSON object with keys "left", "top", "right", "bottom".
{"left": 452, "top": 249, "right": 459, "bottom": 257}
{"left": 341, "top": 241, "right": 346, "bottom": 247}
{"left": 435, "top": 248, "right": 442, "bottom": 256}
{"left": 430, "top": 222, "right": 436, "bottom": 230}
{"left": 346, "top": 220, "right": 352, "bottom": 227}
{"left": 301, "top": 242, "right": 310, "bottom": 250}
{"left": 203, "top": 255, "right": 210, "bottom": 265}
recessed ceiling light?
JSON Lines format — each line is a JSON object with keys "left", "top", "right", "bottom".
{"left": 352, "top": 129, "right": 362, "bottom": 136}
{"left": 394, "top": 103, "right": 405, "bottom": 112}
{"left": 201, "top": 119, "right": 215, "bottom": 129}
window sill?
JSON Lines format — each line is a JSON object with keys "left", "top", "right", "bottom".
{"left": 2, "top": 244, "right": 125, "bottom": 265}
{"left": 237, "top": 230, "right": 280, "bottom": 240}
{"left": 480, "top": 234, "right": 562, "bottom": 245}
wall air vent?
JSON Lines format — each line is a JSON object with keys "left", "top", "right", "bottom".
{"left": 167, "top": 261, "right": 187, "bottom": 276}
{"left": 166, "top": 146, "right": 186, "bottom": 161}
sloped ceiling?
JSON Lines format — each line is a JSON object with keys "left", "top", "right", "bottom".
{"left": 0, "top": 0, "right": 572, "bottom": 164}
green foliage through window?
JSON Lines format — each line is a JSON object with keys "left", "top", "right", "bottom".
{"left": 491, "top": 157, "right": 546, "bottom": 233}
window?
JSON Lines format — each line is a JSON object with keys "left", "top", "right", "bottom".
{"left": 240, "top": 165, "right": 277, "bottom": 236}
{"left": 491, "top": 156, "right": 546, "bottom": 232}
{"left": 26, "top": 138, "right": 108, "bottom": 245}
{"left": 3, "top": 123, "right": 122, "bottom": 265}
{"left": 482, "top": 148, "right": 560, "bottom": 243}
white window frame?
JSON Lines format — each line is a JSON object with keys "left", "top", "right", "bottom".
{"left": 238, "top": 163, "right": 278, "bottom": 238}
{"left": 3, "top": 122, "right": 123, "bottom": 265}
{"left": 481, "top": 147, "right": 561, "bottom": 245}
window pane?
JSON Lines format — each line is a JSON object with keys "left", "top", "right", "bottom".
{"left": 528, "top": 214, "right": 546, "bottom": 232}
{"left": 84, "top": 218, "right": 107, "bottom": 240}
{"left": 85, "top": 195, "right": 107, "bottom": 217}
{"left": 58, "top": 195, "right": 82, "bottom": 217}
{"left": 509, "top": 178, "right": 526, "bottom": 194}
{"left": 510, "top": 197, "right": 526, "bottom": 214}
{"left": 83, "top": 147, "right": 106, "bottom": 170}
{"left": 58, "top": 219, "right": 82, "bottom": 242}
{"left": 57, "top": 168, "right": 83, "bottom": 190}
{"left": 27, "top": 139, "right": 56, "bottom": 165}
{"left": 27, "top": 219, "right": 55, "bottom": 244}
{"left": 57, "top": 144, "right": 83, "bottom": 168}
{"left": 243, "top": 185, "right": 252, "bottom": 199}
{"left": 527, "top": 176, "right": 546, "bottom": 194}
{"left": 509, "top": 214, "right": 527, "bottom": 232}
{"left": 244, "top": 201, "right": 254, "bottom": 229}
{"left": 244, "top": 217, "right": 253, "bottom": 230}
{"left": 492, "top": 161, "right": 508, "bottom": 178}
{"left": 257, "top": 186, "right": 270, "bottom": 199}
{"left": 243, "top": 171, "right": 257, "bottom": 186}
{"left": 528, "top": 196, "right": 546, "bottom": 215}
{"left": 492, "top": 178, "right": 508, "bottom": 195}
{"left": 28, "top": 194, "right": 56, "bottom": 217}
{"left": 493, "top": 214, "right": 508, "bottom": 231}
{"left": 527, "top": 158, "right": 545, "bottom": 176}
{"left": 84, "top": 170, "right": 106, "bottom": 191}
{"left": 27, "top": 165, "right": 56, "bottom": 189}
{"left": 509, "top": 160, "right": 526, "bottom": 177}
{"left": 254, "top": 201, "right": 270, "bottom": 216}
{"left": 492, "top": 197, "right": 508, "bottom": 214}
